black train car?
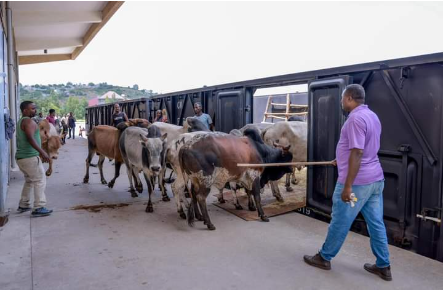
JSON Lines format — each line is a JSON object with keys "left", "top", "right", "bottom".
{"left": 86, "top": 52, "right": 443, "bottom": 262}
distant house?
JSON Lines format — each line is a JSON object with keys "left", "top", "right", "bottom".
{"left": 88, "top": 97, "right": 99, "bottom": 107}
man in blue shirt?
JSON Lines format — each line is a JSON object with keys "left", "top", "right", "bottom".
{"left": 193, "top": 102, "right": 214, "bottom": 131}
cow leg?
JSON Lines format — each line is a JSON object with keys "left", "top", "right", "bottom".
{"left": 45, "top": 158, "right": 53, "bottom": 176}
{"left": 196, "top": 188, "right": 215, "bottom": 230}
{"left": 285, "top": 173, "right": 294, "bottom": 192}
{"left": 132, "top": 170, "right": 143, "bottom": 193}
{"left": 159, "top": 168, "right": 170, "bottom": 202}
{"left": 107, "top": 161, "right": 122, "bottom": 188}
{"left": 98, "top": 155, "right": 107, "bottom": 185}
{"left": 253, "top": 178, "right": 269, "bottom": 222}
{"left": 218, "top": 188, "right": 226, "bottom": 204}
{"left": 124, "top": 164, "right": 138, "bottom": 197}
{"left": 83, "top": 149, "right": 95, "bottom": 183}
{"left": 270, "top": 181, "right": 284, "bottom": 202}
{"left": 171, "top": 176, "right": 187, "bottom": 219}
{"left": 291, "top": 171, "right": 299, "bottom": 185}
{"left": 245, "top": 190, "right": 256, "bottom": 211}
{"left": 230, "top": 183, "right": 243, "bottom": 210}
{"left": 144, "top": 173, "right": 154, "bottom": 213}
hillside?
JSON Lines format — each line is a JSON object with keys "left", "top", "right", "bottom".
{"left": 19, "top": 82, "right": 158, "bottom": 119}
{"left": 20, "top": 82, "right": 157, "bottom": 101}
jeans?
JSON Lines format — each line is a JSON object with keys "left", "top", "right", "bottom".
{"left": 16, "top": 156, "right": 47, "bottom": 209}
{"left": 69, "top": 126, "right": 75, "bottom": 139}
{"left": 319, "top": 180, "right": 390, "bottom": 268}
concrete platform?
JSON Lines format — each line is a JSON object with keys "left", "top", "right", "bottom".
{"left": 1, "top": 137, "right": 443, "bottom": 289}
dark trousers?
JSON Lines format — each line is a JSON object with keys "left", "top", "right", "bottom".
{"left": 69, "top": 127, "right": 75, "bottom": 139}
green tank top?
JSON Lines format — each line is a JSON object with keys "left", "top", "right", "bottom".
{"left": 16, "top": 117, "right": 41, "bottom": 160}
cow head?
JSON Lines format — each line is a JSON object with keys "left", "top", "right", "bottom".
{"left": 273, "top": 141, "right": 291, "bottom": 157}
{"left": 45, "top": 136, "right": 62, "bottom": 160}
{"left": 139, "top": 133, "right": 168, "bottom": 175}
{"left": 186, "top": 117, "right": 210, "bottom": 132}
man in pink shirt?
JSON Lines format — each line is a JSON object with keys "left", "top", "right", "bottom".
{"left": 304, "top": 84, "right": 391, "bottom": 281}
{"left": 46, "top": 109, "right": 56, "bottom": 126}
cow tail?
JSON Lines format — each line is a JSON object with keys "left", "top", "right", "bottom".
{"left": 187, "top": 200, "right": 195, "bottom": 227}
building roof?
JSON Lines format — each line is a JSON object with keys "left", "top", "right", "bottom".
{"left": 88, "top": 97, "right": 99, "bottom": 107}
{"left": 12, "top": 1, "right": 124, "bottom": 65}
{"left": 98, "top": 91, "right": 125, "bottom": 100}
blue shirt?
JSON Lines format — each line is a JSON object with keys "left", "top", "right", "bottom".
{"left": 193, "top": 113, "right": 212, "bottom": 130}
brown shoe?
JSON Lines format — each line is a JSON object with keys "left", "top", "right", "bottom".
{"left": 364, "top": 263, "right": 392, "bottom": 281}
{"left": 303, "top": 253, "right": 331, "bottom": 270}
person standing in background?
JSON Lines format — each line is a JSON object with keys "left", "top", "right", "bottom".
{"left": 68, "top": 112, "right": 76, "bottom": 139}
{"left": 46, "top": 109, "right": 56, "bottom": 126}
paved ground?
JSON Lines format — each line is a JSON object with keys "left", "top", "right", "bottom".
{"left": 1, "top": 137, "right": 443, "bottom": 289}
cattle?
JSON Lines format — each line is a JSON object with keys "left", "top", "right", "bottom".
{"left": 262, "top": 121, "right": 307, "bottom": 196}
{"left": 288, "top": 115, "right": 305, "bottom": 122}
{"left": 39, "top": 120, "right": 62, "bottom": 176}
{"left": 119, "top": 125, "right": 168, "bottom": 212}
{"left": 179, "top": 128, "right": 293, "bottom": 230}
{"left": 83, "top": 119, "right": 150, "bottom": 193}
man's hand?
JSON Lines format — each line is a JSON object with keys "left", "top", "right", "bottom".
{"left": 341, "top": 185, "right": 353, "bottom": 202}
{"left": 331, "top": 159, "right": 337, "bottom": 166}
{"left": 40, "top": 151, "right": 50, "bottom": 163}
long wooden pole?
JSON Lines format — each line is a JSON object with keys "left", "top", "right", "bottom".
{"left": 237, "top": 161, "right": 336, "bottom": 168}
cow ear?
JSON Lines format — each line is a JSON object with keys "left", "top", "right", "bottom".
{"left": 139, "top": 133, "right": 148, "bottom": 143}
{"left": 161, "top": 133, "right": 167, "bottom": 141}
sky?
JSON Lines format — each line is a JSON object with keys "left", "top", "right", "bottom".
{"left": 19, "top": 1, "right": 443, "bottom": 95}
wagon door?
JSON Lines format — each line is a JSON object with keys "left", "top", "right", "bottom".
{"left": 216, "top": 89, "right": 252, "bottom": 133}
{"left": 307, "top": 76, "right": 351, "bottom": 213}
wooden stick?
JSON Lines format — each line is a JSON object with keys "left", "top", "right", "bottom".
{"left": 237, "top": 161, "right": 336, "bottom": 167}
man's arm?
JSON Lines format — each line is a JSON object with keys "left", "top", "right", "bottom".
{"left": 342, "top": 148, "right": 363, "bottom": 202}
{"left": 22, "top": 119, "right": 50, "bottom": 163}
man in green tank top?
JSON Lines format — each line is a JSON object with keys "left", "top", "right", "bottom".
{"left": 16, "top": 101, "right": 53, "bottom": 217}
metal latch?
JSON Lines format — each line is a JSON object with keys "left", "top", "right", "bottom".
{"left": 417, "top": 208, "right": 441, "bottom": 224}
{"left": 416, "top": 214, "right": 441, "bottom": 224}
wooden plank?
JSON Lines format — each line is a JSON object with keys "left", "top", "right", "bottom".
{"left": 19, "top": 54, "right": 71, "bottom": 65}
{"left": 262, "top": 95, "right": 272, "bottom": 123}
{"left": 71, "top": 1, "right": 124, "bottom": 60}
{"left": 237, "top": 161, "right": 336, "bottom": 167}
{"left": 264, "top": 112, "right": 307, "bottom": 116}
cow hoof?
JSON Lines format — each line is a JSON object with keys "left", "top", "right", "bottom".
{"left": 145, "top": 206, "right": 153, "bottom": 213}
{"left": 45, "top": 170, "right": 51, "bottom": 176}
{"left": 286, "top": 186, "right": 294, "bottom": 192}
{"left": 260, "top": 216, "right": 270, "bottom": 222}
{"left": 235, "top": 204, "right": 243, "bottom": 210}
{"left": 248, "top": 205, "right": 256, "bottom": 212}
{"left": 162, "top": 196, "right": 170, "bottom": 202}
{"left": 218, "top": 197, "right": 226, "bottom": 204}
{"left": 131, "top": 192, "right": 138, "bottom": 198}
{"left": 136, "top": 186, "right": 143, "bottom": 193}
{"left": 83, "top": 178, "right": 89, "bottom": 184}
{"left": 101, "top": 180, "right": 107, "bottom": 185}
{"left": 207, "top": 224, "right": 216, "bottom": 231}
{"left": 275, "top": 196, "right": 284, "bottom": 203}
{"left": 108, "top": 181, "right": 115, "bottom": 188}
{"left": 291, "top": 180, "right": 299, "bottom": 185}
{"left": 179, "top": 211, "right": 186, "bottom": 219}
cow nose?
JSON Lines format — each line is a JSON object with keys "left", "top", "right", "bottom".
{"left": 52, "top": 156, "right": 58, "bottom": 160}
{"left": 151, "top": 166, "right": 160, "bottom": 172}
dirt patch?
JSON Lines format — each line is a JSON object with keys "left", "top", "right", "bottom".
{"left": 71, "top": 203, "right": 130, "bottom": 213}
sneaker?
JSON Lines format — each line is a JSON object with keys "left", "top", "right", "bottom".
{"left": 303, "top": 253, "right": 331, "bottom": 270}
{"left": 31, "top": 207, "right": 53, "bottom": 217}
{"left": 17, "top": 206, "right": 32, "bottom": 213}
{"left": 364, "top": 263, "right": 392, "bottom": 281}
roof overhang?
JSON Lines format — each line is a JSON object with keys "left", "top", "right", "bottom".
{"left": 12, "top": 1, "right": 124, "bottom": 65}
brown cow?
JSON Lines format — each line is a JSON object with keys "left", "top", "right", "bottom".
{"left": 83, "top": 119, "right": 150, "bottom": 194}
{"left": 179, "top": 128, "right": 293, "bottom": 230}
{"left": 39, "top": 120, "right": 61, "bottom": 176}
